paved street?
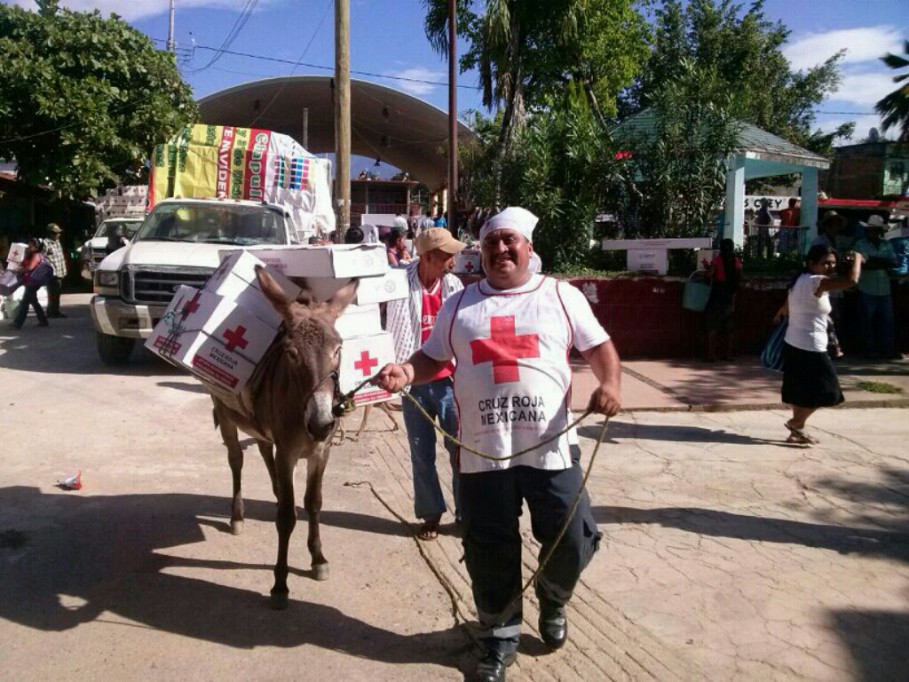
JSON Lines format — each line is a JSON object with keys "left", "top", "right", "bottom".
{"left": 1, "top": 295, "right": 907, "bottom": 681}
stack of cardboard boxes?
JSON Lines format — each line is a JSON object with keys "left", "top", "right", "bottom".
{"left": 145, "top": 245, "right": 409, "bottom": 412}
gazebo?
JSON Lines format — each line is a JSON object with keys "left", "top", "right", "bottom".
{"left": 615, "top": 110, "right": 831, "bottom": 250}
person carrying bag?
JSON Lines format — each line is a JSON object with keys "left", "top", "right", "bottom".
{"left": 682, "top": 270, "right": 712, "bottom": 312}
{"left": 12, "top": 238, "right": 50, "bottom": 329}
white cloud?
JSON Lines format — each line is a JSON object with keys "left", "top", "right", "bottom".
{"left": 8, "top": 0, "right": 270, "bottom": 23}
{"left": 382, "top": 67, "right": 445, "bottom": 97}
{"left": 815, "top": 114, "right": 883, "bottom": 144}
{"left": 834, "top": 70, "right": 898, "bottom": 108}
{"left": 784, "top": 26, "right": 903, "bottom": 72}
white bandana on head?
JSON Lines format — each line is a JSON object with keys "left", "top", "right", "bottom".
{"left": 479, "top": 206, "right": 539, "bottom": 243}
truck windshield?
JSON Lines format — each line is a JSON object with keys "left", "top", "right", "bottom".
{"left": 134, "top": 203, "right": 289, "bottom": 246}
{"left": 95, "top": 220, "right": 142, "bottom": 240}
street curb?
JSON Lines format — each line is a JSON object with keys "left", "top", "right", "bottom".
{"left": 622, "top": 398, "right": 909, "bottom": 414}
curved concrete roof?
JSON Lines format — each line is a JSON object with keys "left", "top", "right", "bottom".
{"left": 198, "top": 76, "right": 475, "bottom": 189}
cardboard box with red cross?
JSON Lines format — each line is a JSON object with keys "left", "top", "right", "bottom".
{"left": 206, "top": 249, "right": 302, "bottom": 329}
{"left": 453, "top": 250, "right": 481, "bottom": 275}
{"left": 303, "top": 267, "right": 409, "bottom": 307}
{"left": 339, "top": 331, "right": 395, "bottom": 406}
{"left": 7, "top": 243, "right": 28, "bottom": 265}
{"left": 145, "top": 285, "right": 279, "bottom": 393}
{"left": 334, "top": 303, "right": 383, "bottom": 339}
{"left": 240, "top": 244, "right": 388, "bottom": 279}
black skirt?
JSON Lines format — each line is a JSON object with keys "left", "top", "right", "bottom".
{"left": 781, "top": 342, "right": 844, "bottom": 408}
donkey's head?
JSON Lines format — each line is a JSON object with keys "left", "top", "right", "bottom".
{"left": 255, "top": 266, "right": 358, "bottom": 443}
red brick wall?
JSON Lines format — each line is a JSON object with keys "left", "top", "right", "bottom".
{"left": 566, "top": 276, "right": 908, "bottom": 359}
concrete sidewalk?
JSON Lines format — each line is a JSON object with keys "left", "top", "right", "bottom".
{"left": 571, "top": 355, "right": 909, "bottom": 413}
{"left": 2, "top": 294, "right": 907, "bottom": 681}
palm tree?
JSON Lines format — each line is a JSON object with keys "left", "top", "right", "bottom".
{"left": 424, "top": 0, "right": 529, "bottom": 159}
{"left": 875, "top": 40, "right": 909, "bottom": 141}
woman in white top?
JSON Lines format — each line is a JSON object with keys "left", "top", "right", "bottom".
{"left": 779, "top": 245, "right": 863, "bottom": 445}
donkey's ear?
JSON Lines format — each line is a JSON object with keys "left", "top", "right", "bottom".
{"left": 255, "top": 265, "right": 295, "bottom": 322}
{"left": 325, "top": 277, "right": 359, "bottom": 320}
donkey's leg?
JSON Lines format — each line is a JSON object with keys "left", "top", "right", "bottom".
{"left": 256, "top": 440, "right": 278, "bottom": 500}
{"left": 270, "top": 451, "right": 297, "bottom": 610}
{"left": 304, "top": 449, "right": 331, "bottom": 581}
{"left": 214, "top": 405, "right": 246, "bottom": 535}
{"left": 354, "top": 405, "right": 372, "bottom": 441}
{"left": 380, "top": 401, "right": 400, "bottom": 432}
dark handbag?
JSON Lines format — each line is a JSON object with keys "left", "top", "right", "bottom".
{"left": 24, "top": 256, "right": 54, "bottom": 287}
{"left": 760, "top": 318, "right": 788, "bottom": 372}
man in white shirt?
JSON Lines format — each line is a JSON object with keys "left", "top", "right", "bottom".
{"left": 376, "top": 207, "right": 621, "bottom": 682}
{"left": 386, "top": 228, "right": 466, "bottom": 540}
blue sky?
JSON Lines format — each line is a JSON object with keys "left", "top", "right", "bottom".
{"left": 6, "top": 0, "right": 909, "bottom": 149}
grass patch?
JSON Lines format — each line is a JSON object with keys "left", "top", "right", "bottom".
{"left": 855, "top": 381, "right": 903, "bottom": 394}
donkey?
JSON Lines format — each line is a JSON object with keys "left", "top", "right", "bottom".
{"left": 211, "top": 265, "right": 357, "bottom": 610}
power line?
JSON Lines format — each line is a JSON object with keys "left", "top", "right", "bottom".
{"left": 152, "top": 37, "right": 482, "bottom": 91}
{"left": 184, "top": 0, "right": 259, "bottom": 75}
{"left": 248, "top": 0, "right": 332, "bottom": 127}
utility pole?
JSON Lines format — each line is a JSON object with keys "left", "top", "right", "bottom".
{"left": 447, "top": 0, "right": 458, "bottom": 234}
{"left": 334, "top": 0, "right": 351, "bottom": 238}
{"left": 167, "top": 0, "right": 176, "bottom": 53}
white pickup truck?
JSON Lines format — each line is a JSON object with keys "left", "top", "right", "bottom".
{"left": 90, "top": 197, "right": 299, "bottom": 364}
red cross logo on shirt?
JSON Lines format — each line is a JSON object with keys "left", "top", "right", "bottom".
{"left": 354, "top": 350, "right": 378, "bottom": 376}
{"left": 470, "top": 315, "right": 540, "bottom": 384}
{"left": 222, "top": 325, "right": 249, "bottom": 352}
{"left": 180, "top": 291, "right": 203, "bottom": 320}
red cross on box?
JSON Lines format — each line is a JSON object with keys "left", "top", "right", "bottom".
{"left": 180, "top": 291, "right": 203, "bottom": 320}
{"left": 465, "top": 260, "right": 475, "bottom": 272}
{"left": 470, "top": 315, "right": 540, "bottom": 384}
{"left": 222, "top": 325, "right": 249, "bottom": 352}
{"left": 354, "top": 350, "right": 378, "bottom": 377}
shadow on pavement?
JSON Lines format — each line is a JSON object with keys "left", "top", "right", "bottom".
{"left": 577, "top": 419, "right": 777, "bottom": 446}
{"left": 0, "top": 486, "right": 464, "bottom": 668}
{"left": 595, "top": 506, "right": 909, "bottom": 563}
{"left": 829, "top": 610, "right": 909, "bottom": 682}
{"left": 809, "top": 466, "right": 909, "bottom": 536}
{"left": 0, "top": 301, "right": 186, "bottom": 378}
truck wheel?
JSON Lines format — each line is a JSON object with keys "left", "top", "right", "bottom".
{"left": 97, "top": 333, "right": 135, "bottom": 365}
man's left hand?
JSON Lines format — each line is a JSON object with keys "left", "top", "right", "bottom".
{"left": 587, "top": 384, "right": 621, "bottom": 416}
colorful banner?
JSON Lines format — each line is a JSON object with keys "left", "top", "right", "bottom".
{"left": 147, "top": 124, "right": 334, "bottom": 238}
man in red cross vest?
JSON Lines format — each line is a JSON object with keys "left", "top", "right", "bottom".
{"left": 376, "top": 207, "right": 622, "bottom": 682}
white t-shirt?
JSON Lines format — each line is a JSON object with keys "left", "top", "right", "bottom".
{"left": 784, "top": 274, "right": 831, "bottom": 352}
{"left": 422, "top": 274, "right": 609, "bottom": 473}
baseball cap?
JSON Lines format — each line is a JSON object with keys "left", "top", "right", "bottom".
{"left": 48, "top": 223, "right": 62, "bottom": 234}
{"left": 416, "top": 228, "right": 466, "bottom": 256}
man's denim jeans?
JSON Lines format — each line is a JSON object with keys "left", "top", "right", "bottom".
{"left": 859, "top": 292, "right": 895, "bottom": 358}
{"left": 402, "top": 377, "right": 460, "bottom": 521}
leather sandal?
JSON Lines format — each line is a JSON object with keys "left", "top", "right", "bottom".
{"left": 785, "top": 421, "right": 819, "bottom": 444}
{"left": 417, "top": 516, "right": 441, "bottom": 541}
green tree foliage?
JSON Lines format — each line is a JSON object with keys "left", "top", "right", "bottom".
{"left": 424, "top": 0, "right": 648, "bottom": 155}
{"left": 0, "top": 2, "right": 197, "bottom": 198}
{"left": 616, "top": 61, "right": 741, "bottom": 238}
{"left": 460, "top": 91, "right": 623, "bottom": 272}
{"left": 623, "top": 0, "right": 850, "bottom": 154}
{"left": 876, "top": 40, "right": 909, "bottom": 141}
